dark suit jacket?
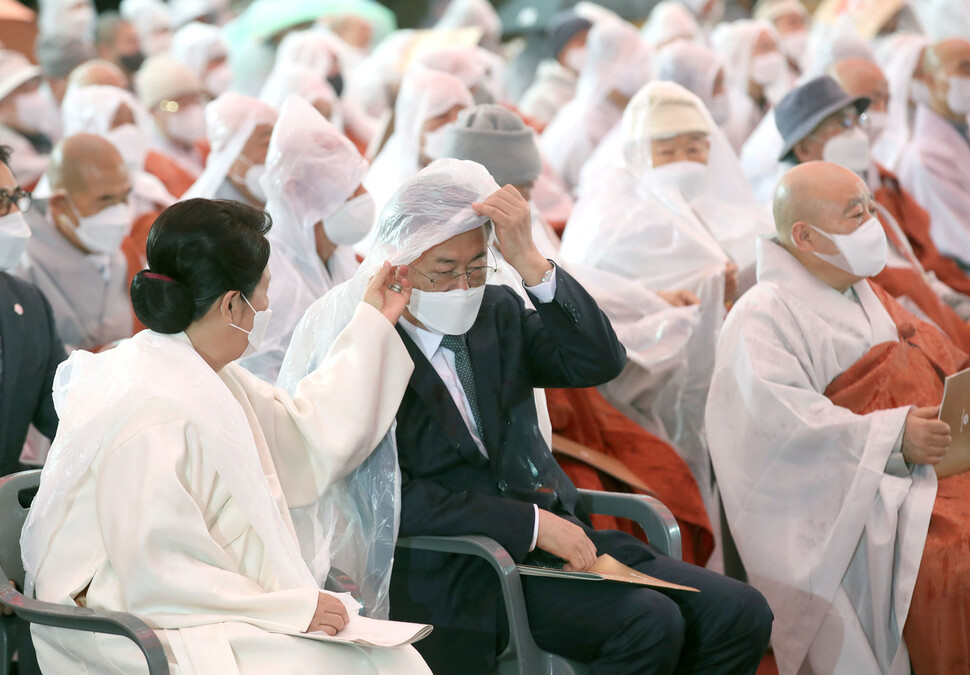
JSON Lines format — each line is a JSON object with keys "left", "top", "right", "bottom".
{"left": 390, "top": 266, "right": 638, "bottom": 668}
{"left": 0, "top": 273, "right": 66, "bottom": 476}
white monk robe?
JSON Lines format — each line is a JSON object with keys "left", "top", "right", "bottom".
{"left": 897, "top": 105, "right": 970, "bottom": 268}
{"left": 14, "top": 206, "right": 132, "bottom": 351}
{"left": 706, "top": 237, "right": 937, "bottom": 674}
{"left": 24, "top": 304, "right": 430, "bottom": 674}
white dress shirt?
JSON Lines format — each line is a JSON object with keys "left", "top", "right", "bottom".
{"left": 398, "top": 268, "right": 558, "bottom": 551}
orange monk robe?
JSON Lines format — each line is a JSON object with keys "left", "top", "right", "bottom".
{"left": 144, "top": 150, "right": 197, "bottom": 199}
{"left": 875, "top": 163, "right": 970, "bottom": 297}
{"left": 824, "top": 281, "right": 970, "bottom": 675}
{"left": 545, "top": 387, "right": 714, "bottom": 567}
{"left": 120, "top": 209, "right": 159, "bottom": 335}
{"left": 872, "top": 182, "right": 970, "bottom": 353}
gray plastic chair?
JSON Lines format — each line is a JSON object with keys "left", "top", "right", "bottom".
{"left": 396, "top": 488, "right": 682, "bottom": 675}
{"left": 0, "top": 470, "right": 168, "bottom": 674}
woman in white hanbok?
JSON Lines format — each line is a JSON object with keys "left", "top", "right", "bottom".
{"left": 21, "top": 198, "right": 430, "bottom": 674}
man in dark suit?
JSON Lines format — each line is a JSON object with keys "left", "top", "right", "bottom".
{"left": 388, "top": 181, "right": 773, "bottom": 674}
{"left": 0, "top": 144, "right": 66, "bottom": 476}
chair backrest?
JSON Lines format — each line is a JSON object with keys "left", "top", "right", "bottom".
{"left": 0, "top": 471, "right": 41, "bottom": 590}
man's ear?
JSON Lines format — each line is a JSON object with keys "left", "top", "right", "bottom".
{"left": 48, "top": 191, "right": 75, "bottom": 229}
{"left": 792, "top": 139, "right": 815, "bottom": 164}
{"left": 790, "top": 221, "right": 813, "bottom": 250}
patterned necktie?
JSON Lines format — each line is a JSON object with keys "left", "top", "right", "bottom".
{"left": 440, "top": 333, "right": 485, "bottom": 441}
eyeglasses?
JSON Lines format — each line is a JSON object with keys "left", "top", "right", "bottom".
{"left": 409, "top": 261, "right": 497, "bottom": 291}
{"left": 0, "top": 187, "right": 31, "bottom": 216}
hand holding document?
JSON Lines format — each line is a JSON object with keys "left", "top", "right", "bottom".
{"left": 517, "top": 554, "right": 699, "bottom": 593}
{"left": 274, "top": 592, "right": 433, "bottom": 648}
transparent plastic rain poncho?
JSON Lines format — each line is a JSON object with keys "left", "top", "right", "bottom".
{"left": 343, "top": 29, "right": 417, "bottom": 120}
{"left": 259, "top": 63, "right": 341, "bottom": 127}
{"left": 21, "top": 330, "right": 318, "bottom": 599}
{"left": 433, "top": 0, "right": 503, "bottom": 52}
{"left": 874, "top": 33, "right": 927, "bottom": 170}
{"left": 38, "top": 0, "right": 95, "bottom": 41}
{"left": 238, "top": 95, "right": 366, "bottom": 383}
{"left": 182, "top": 92, "right": 278, "bottom": 201}
{"left": 279, "top": 158, "right": 500, "bottom": 618}
{"left": 362, "top": 68, "right": 473, "bottom": 240}
{"left": 119, "top": 0, "right": 174, "bottom": 56}
{"left": 918, "top": 0, "right": 970, "bottom": 41}
{"left": 641, "top": 1, "right": 701, "bottom": 48}
{"left": 540, "top": 18, "right": 654, "bottom": 190}
{"left": 170, "top": 21, "right": 230, "bottom": 81}
{"left": 560, "top": 82, "right": 773, "bottom": 521}
{"left": 414, "top": 45, "right": 505, "bottom": 104}
{"left": 578, "top": 40, "right": 727, "bottom": 192}
{"left": 56, "top": 84, "right": 175, "bottom": 213}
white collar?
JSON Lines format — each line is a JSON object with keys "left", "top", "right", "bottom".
{"left": 398, "top": 317, "right": 443, "bottom": 360}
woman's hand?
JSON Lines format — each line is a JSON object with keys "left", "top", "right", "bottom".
{"left": 363, "top": 262, "right": 411, "bottom": 324}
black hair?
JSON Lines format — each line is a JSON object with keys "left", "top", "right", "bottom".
{"left": 0, "top": 145, "right": 11, "bottom": 167}
{"left": 130, "top": 199, "right": 272, "bottom": 334}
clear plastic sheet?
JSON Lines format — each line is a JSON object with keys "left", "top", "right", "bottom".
{"left": 872, "top": 32, "right": 927, "bottom": 170}
{"left": 259, "top": 63, "right": 338, "bottom": 115}
{"left": 641, "top": 1, "right": 701, "bottom": 48}
{"left": 119, "top": 0, "right": 174, "bottom": 56}
{"left": 711, "top": 19, "right": 788, "bottom": 103}
{"left": 238, "top": 95, "right": 366, "bottom": 382}
{"left": 433, "top": 0, "right": 503, "bottom": 53}
{"left": 171, "top": 21, "right": 230, "bottom": 80}
{"left": 279, "top": 158, "right": 501, "bottom": 617}
{"left": 918, "top": 0, "right": 970, "bottom": 41}
{"left": 21, "top": 331, "right": 318, "bottom": 598}
{"left": 182, "top": 92, "right": 277, "bottom": 200}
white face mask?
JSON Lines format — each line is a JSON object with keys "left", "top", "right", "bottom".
{"left": 324, "top": 192, "right": 375, "bottom": 246}
{"left": 910, "top": 79, "right": 932, "bottom": 107}
{"left": 64, "top": 197, "right": 131, "bottom": 254}
{"left": 165, "top": 104, "right": 207, "bottom": 145}
{"left": 204, "top": 64, "right": 233, "bottom": 97}
{"left": 779, "top": 31, "right": 808, "bottom": 62}
{"left": 229, "top": 293, "right": 272, "bottom": 358}
{"left": 564, "top": 46, "right": 586, "bottom": 73}
{"left": 822, "top": 126, "right": 871, "bottom": 174}
{"left": 865, "top": 111, "right": 889, "bottom": 144}
{"left": 708, "top": 92, "right": 731, "bottom": 125}
{"left": 107, "top": 124, "right": 150, "bottom": 174}
{"left": 651, "top": 160, "right": 708, "bottom": 201}
{"left": 0, "top": 210, "right": 30, "bottom": 271}
{"left": 408, "top": 284, "right": 485, "bottom": 336}
{"left": 811, "top": 216, "right": 888, "bottom": 278}
{"left": 422, "top": 124, "right": 451, "bottom": 162}
{"left": 947, "top": 75, "right": 970, "bottom": 115}
{"left": 243, "top": 163, "right": 266, "bottom": 203}
{"left": 750, "top": 51, "right": 787, "bottom": 86}
{"left": 14, "top": 91, "right": 50, "bottom": 134}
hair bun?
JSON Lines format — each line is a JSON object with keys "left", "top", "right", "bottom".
{"left": 130, "top": 269, "right": 195, "bottom": 334}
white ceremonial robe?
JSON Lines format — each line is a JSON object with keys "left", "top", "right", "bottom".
{"left": 897, "top": 105, "right": 970, "bottom": 267}
{"left": 13, "top": 207, "right": 132, "bottom": 351}
{"left": 30, "top": 306, "right": 429, "bottom": 674}
{"left": 706, "top": 237, "right": 937, "bottom": 675}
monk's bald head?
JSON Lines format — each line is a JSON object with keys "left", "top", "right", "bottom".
{"left": 773, "top": 161, "right": 865, "bottom": 244}
{"left": 830, "top": 58, "right": 889, "bottom": 112}
{"left": 68, "top": 59, "right": 128, "bottom": 90}
{"left": 926, "top": 38, "right": 970, "bottom": 75}
{"left": 48, "top": 133, "right": 126, "bottom": 194}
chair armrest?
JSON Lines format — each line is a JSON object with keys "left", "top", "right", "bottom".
{"left": 577, "top": 489, "right": 682, "bottom": 560}
{"left": 0, "top": 582, "right": 168, "bottom": 675}
{"left": 396, "top": 535, "right": 546, "bottom": 672}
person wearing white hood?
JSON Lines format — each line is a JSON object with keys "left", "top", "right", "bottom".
{"left": 640, "top": 1, "right": 702, "bottom": 50}
{"left": 0, "top": 51, "right": 55, "bottom": 190}
{"left": 753, "top": 0, "right": 810, "bottom": 74}
{"left": 37, "top": 0, "right": 97, "bottom": 44}
{"left": 561, "top": 82, "right": 774, "bottom": 529}
{"left": 711, "top": 19, "right": 792, "bottom": 152}
{"left": 12, "top": 134, "right": 134, "bottom": 352}
{"left": 518, "top": 11, "right": 592, "bottom": 127}
{"left": 240, "top": 95, "right": 373, "bottom": 383}
{"left": 119, "top": 0, "right": 174, "bottom": 56}
{"left": 362, "top": 68, "right": 473, "bottom": 248}
{"left": 577, "top": 40, "right": 731, "bottom": 193}
{"left": 259, "top": 64, "right": 342, "bottom": 129}
{"left": 171, "top": 21, "right": 234, "bottom": 98}
{"left": 873, "top": 32, "right": 931, "bottom": 171}
{"left": 898, "top": 38, "right": 970, "bottom": 269}
{"left": 135, "top": 54, "right": 209, "bottom": 179}
{"left": 182, "top": 92, "right": 275, "bottom": 212}
{"left": 540, "top": 19, "right": 653, "bottom": 193}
